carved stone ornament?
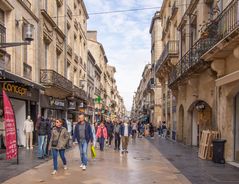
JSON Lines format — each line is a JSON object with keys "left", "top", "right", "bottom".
{"left": 211, "top": 59, "right": 225, "bottom": 77}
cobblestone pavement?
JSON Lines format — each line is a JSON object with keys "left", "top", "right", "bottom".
{"left": 148, "top": 135, "right": 239, "bottom": 184}
{"left": 2, "top": 138, "right": 190, "bottom": 184}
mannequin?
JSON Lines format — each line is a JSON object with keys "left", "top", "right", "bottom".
{"left": 23, "top": 115, "right": 34, "bottom": 149}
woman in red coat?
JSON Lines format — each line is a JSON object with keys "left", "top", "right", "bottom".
{"left": 96, "top": 122, "right": 108, "bottom": 151}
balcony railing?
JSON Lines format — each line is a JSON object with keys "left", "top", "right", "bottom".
{"left": 73, "top": 85, "right": 86, "bottom": 100}
{"left": 23, "top": 63, "right": 32, "bottom": 80}
{"left": 204, "top": 0, "right": 239, "bottom": 48}
{"left": 0, "top": 24, "right": 6, "bottom": 44}
{"left": 169, "top": 37, "right": 217, "bottom": 87}
{"left": 155, "top": 40, "right": 179, "bottom": 73}
{"left": 40, "top": 69, "right": 72, "bottom": 92}
{"left": 56, "top": 0, "right": 63, "bottom": 7}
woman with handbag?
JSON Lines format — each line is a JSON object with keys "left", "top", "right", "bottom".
{"left": 48, "top": 119, "right": 70, "bottom": 175}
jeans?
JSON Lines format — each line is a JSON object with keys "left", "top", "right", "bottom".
{"left": 52, "top": 149, "right": 67, "bottom": 170}
{"left": 38, "top": 135, "right": 47, "bottom": 157}
{"left": 114, "top": 133, "right": 120, "bottom": 150}
{"left": 79, "top": 139, "right": 88, "bottom": 166}
{"left": 99, "top": 137, "right": 105, "bottom": 151}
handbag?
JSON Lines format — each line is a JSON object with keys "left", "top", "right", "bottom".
{"left": 91, "top": 145, "right": 96, "bottom": 158}
{"left": 51, "top": 128, "right": 62, "bottom": 147}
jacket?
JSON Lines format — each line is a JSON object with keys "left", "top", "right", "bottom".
{"left": 37, "top": 118, "right": 48, "bottom": 136}
{"left": 73, "top": 121, "right": 93, "bottom": 143}
{"left": 96, "top": 126, "right": 108, "bottom": 139}
{"left": 49, "top": 127, "right": 69, "bottom": 150}
{"left": 120, "top": 124, "right": 132, "bottom": 137}
{"left": 105, "top": 121, "right": 114, "bottom": 135}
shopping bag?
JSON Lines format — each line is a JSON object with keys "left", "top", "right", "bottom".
{"left": 91, "top": 145, "right": 96, "bottom": 158}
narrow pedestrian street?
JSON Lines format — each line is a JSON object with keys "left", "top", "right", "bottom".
{"left": 2, "top": 138, "right": 190, "bottom": 184}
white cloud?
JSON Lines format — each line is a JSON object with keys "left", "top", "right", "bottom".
{"left": 85, "top": 0, "right": 162, "bottom": 111}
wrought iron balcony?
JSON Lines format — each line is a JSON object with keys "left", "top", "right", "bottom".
{"left": 23, "top": 63, "right": 32, "bottom": 80}
{"left": 169, "top": 37, "right": 217, "bottom": 87}
{"left": 56, "top": 0, "right": 63, "bottom": 7}
{"left": 73, "top": 85, "right": 86, "bottom": 100}
{"left": 40, "top": 69, "right": 72, "bottom": 92}
{"left": 0, "top": 24, "right": 6, "bottom": 45}
{"left": 202, "top": 0, "right": 239, "bottom": 56}
{"left": 155, "top": 40, "right": 179, "bottom": 73}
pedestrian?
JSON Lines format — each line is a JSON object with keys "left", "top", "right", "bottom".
{"left": 162, "top": 121, "right": 167, "bottom": 139}
{"left": 91, "top": 122, "right": 97, "bottom": 148}
{"left": 45, "top": 118, "right": 53, "bottom": 156}
{"left": 49, "top": 119, "right": 70, "bottom": 175}
{"left": 73, "top": 114, "right": 93, "bottom": 171}
{"left": 96, "top": 121, "right": 108, "bottom": 151}
{"left": 149, "top": 123, "right": 155, "bottom": 138}
{"left": 36, "top": 117, "right": 48, "bottom": 159}
{"left": 105, "top": 119, "right": 114, "bottom": 147}
{"left": 120, "top": 121, "right": 132, "bottom": 154}
{"left": 114, "top": 120, "right": 121, "bottom": 151}
{"left": 131, "top": 121, "right": 137, "bottom": 143}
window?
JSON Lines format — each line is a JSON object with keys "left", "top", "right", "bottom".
{"left": 44, "top": 42, "right": 48, "bottom": 69}
{"left": 56, "top": 54, "right": 59, "bottom": 72}
{"left": 67, "top": 62, "right": 71, "bottom": 80}
{"left": 0, "top": 8, "right": 4, "bottom": 25}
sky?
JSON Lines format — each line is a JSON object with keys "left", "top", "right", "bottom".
{"left": 84, "top": 0, "right": 163, "bottom": 111}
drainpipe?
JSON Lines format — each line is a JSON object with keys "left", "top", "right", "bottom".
{"left": 64, "top": 0, "right": 67, "bottom": 119}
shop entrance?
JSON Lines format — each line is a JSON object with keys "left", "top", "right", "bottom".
{"left": 11, "top": 98, "right": 26, "bottom": 147}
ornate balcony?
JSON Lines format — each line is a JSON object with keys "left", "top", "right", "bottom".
{"left": 72, "top": 85, "right": 87, "bottom": 100}
{"left": 201, "top": 0, "right": 239, "bottom": 60}
{"left": 40, "top": 69, "right": 72, "bottom": 97}
{"left": 155, "top": 40, "right": 179, "bottom": 74}
{"left": 169, "top": 37, "right": 217, "bottom": 88}
{"left": 23, "top": 63, "right": 32, "bottom": 80}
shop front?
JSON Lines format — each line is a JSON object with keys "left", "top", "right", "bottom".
{"left": 0, "top": 70, "right": 42, "bottom": 151}
{"left": 40, "top": 95, "right": 67, "bottom": 119}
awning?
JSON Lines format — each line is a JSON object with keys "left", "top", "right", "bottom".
{"left": 0, "top": 69, "right": 44, "bottom": 90}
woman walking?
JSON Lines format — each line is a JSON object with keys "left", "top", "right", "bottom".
{"left": 96, "top": 122, "right": 108, "bottom": 151}
{"left": 49, "top": 119, "right": 70, "bottom": 175}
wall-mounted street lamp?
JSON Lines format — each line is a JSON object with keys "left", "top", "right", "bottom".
{"left": 0, "top": 23, "right": 34, "bottom": 48}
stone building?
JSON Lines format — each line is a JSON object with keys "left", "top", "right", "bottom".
{"left": 149, "top": 11, "right": 163, "bottom": 128}
{"left": 39, "top": 0, "right": 89, "bottom": 121}
{"left": 154, "top": 0, "right": 239, "bottom": 161}
{"left": 0, "top": 0, "right": 42, "bottom": 147}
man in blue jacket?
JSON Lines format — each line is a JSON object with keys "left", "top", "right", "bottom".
{"left": 120, "top": 121, "right": 132, "bottom": 154}
{"left": 73, "top": 114, "right": 93, "bottom": 171}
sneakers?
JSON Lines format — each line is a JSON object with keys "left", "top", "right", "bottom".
{"left": 63, "top": 165, "right": 68, "bottom": 170}
{"left": 51, "top": 170, "right": 57, "bottom": 175}
{"left": 80, "top": 164, "right": 84, "bottom": 168}
{"left": 82, "top": 165, "right": 86, "bottom": 170}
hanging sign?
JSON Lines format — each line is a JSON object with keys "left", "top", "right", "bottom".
{"left": 2, "top": 90, "right": 17, "bottom": 160}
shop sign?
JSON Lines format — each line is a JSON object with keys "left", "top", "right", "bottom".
{"left": 3, "top": 82, "right": 27, "bottom": 96}
{"left": 68, "top": 101, "right": 76, "bottom": 109}
{"left": 2, "top": 90, "right": 18, "bottom": 160}
{"left": 50, "top": 99, "right": 65, "bottom": 108}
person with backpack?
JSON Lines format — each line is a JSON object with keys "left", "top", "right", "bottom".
{"left": 161, "top": 121, "right": 167, "bottom": 139}
{"left": 96, "top": 121, "right": 108, "bottom": 151}
{"left": 48, "top": 119, "right": 70, "bottom": 175}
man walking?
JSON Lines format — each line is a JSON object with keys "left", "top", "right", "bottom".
{"left": 73, "top": 114, "right": 93, "bottom": 171}
{"left": 105, "top": 119, "right": 114, "bottom": 147}
{"left": 120, "top": 121, "right": 132, "bottom": 154}
{"left": 114, "top": 120, "right": 121, "bottom": 151}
